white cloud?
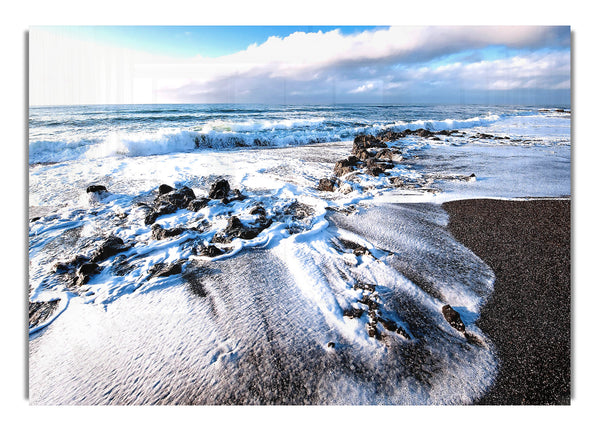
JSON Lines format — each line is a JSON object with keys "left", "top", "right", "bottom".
{"left": 30, "top": 26, "right": 570, "bottom": 105}
{"left": 423, "top": 51, "right": 571, "bottom": 91}
{"left": 350, "top": 82, "right": 376, "bottom": 93}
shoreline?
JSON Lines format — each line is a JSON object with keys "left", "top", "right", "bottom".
{"left": 442, "top": 198, "right": 571, "bottom": 405}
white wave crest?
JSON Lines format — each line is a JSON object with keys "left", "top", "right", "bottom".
{"left": 384, "top": 114, "right": 501, "bottom": 132}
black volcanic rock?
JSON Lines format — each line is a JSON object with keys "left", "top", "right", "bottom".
{"left": 222, "top": 188, "right": 246, "bottom": 204}
{"left": 208, "top": 179, "right": 231, "bottom": 200}
{"left": 195, "top": 244, "right": 225, "bottom": 257}
{"left": 375, "top": 148, "right": 394, "bottom": 160}
{"left": 222, "top": 216, "right": 263, "bottom": 240}
{"left": 151, "top": 224, "right": 185, "bottom": 240}
{"left": 188, "top": 198, "right": 210, "bottom": 212}
{"left": 86, "top": 185, "right": 107, "bottom": 194}
{"left": 29, "top": 299, "right": 60, "bottom": 328}
{"left": 158, "top": 184, "right": 175, "bottom": 195}
{"left": 377, "top": 129, "right": 405, "bottom": 142}
{"left": 53, "top": 254, "right": 89, "bottom": 274}
{"left": 144, "top": 185, "right": 198, "bottom": 225}
{"left": 343, "top": 308, "right": 364, "bottom": 319}
{"left": 157, "top": 186, "right": 196, "bottom": 208}
{"left": 75, "top": 262, "right": 101, "bottom": 285}
{"left": 149, "top": 261, "right": 183, "bottom": 278}
{"left": 333, "top": 158, "right": 357, "bottom": 177}
{"left": 365, "top": 158, "right": 384, "bottom": 176}
{"left": 249, "top": 205, "right": 267, "bottom": 217}
{"left": 442, "top": 304, "right": 466, "bottom": 333}
{"left": 404, "top": 128, "right": 434, "bottom": 138}
{"left": 90, "top": 236, "right": 128, "bottom": 263}
{"left": 317, "top": 178, "right": 337, "bottom": 192}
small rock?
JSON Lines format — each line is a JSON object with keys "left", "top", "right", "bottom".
{"left": 158, "top": 184, "right": 174, "bottom": 195}
{"left": 352, "top": 134, "right": 386, "bottom": 151}
{"left": 380, "top": 318, "right": 398, "bottom": 333}
{"left": 86, "top": 185, "right": 107, "bottom": 194}
{"left": 208, "top": 179, "right": 230, "bottom": 200}
{"left": 157, "top": 186, "right": 196, "bottom": 209}
{"left": 327, "top": 342, "right": 335, "bottom": 348}
{"left": 442, "top": 304, "right": 466, "bottom": 333}
{"left": 29, "top": 300, "right": 60, "bottom": 328}
{"left": 471, "top": 132, "right": 495, "bottom": 140}
{"left": 377, "top": 129, "right": 405, "bottom": 142}
{"left": 355, "top": 149, "right": 373, "bottom": 161}
{"left": 333, "top": 158, "right": 357, "bottom": 177}
{"left": 375, "top": 148, "right": 394, "bottom": 160}
{"left": 413, "top": 128, "right": 434, "bottom": 138}
{"left": 149, "top": 261, "right": 183, "bottom": 278}
{"left": 249, "top": 205, "right": 267, "bottom": 217}
{"left": 365, "top": 158, "right": 385, "bottom": 176}
{"left": 195, "top": 244, "right": 224, "bottom": 257}
{"left": 53, "top": 254, "right": 89, "bottom": 273}
{"left": 284, "top": 201, "right": 313, "bottom": 220}
{"left": 366, "top": 322, "right": 379, "bottom": 338}
{"left": 187, "top": 198, "right": 210, "bottom": 211}
{"left": 90, "top": 236, "right": 128, "bottom": 263}
{"left": 317, "top": 177, "right": 337, "bottom": 192}
{"left": 76, "top": 262, "right": 101, "bottom": 286}
{"left": 396, "top": 325, "right": 411, "bottom": 339}
{"left": 343, "top": 308, "right": 364, "bottom": 319}
{"left": 222, "top": 216, "right": 262, "bottom": 240}
{"left": 353, "top": 281, "right": 376, "bottom": 292}
{"left": 151, "top": 224, "right": 185, "bottom": 240}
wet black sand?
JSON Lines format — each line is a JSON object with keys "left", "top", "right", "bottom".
{"left": 443, "top": 199, "right": 571, "bottom": 405}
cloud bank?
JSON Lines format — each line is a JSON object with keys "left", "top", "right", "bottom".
{"left": 30, "top": 26, "right": 570, "bottom": 105}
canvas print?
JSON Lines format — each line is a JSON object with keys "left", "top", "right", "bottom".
{"left": 28, "top": 26, "right": 571, "bottom": 405}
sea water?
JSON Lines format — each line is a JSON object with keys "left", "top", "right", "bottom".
{"left": 28, "top": 104, "right": 570, "bottom": 404}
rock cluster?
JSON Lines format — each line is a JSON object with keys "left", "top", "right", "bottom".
{"left": 47, "top": 177, "right": 318, "bottom": 294}
{"left": 316, "top": 128, "right": 484, "bottom": 193}
{"left": 53, "top": 235, "right": 130, "bottom": 287}
{"left": 317, "top": 132, "right": 405, "bottom": 192}
{"left": 343, "top": 281, "right": 411, "bottom": 340}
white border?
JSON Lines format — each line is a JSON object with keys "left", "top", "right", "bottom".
{"left": 4, "top": 1, "right": 598, "bottom": 429}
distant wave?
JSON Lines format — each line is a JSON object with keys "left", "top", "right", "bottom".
{"left": 29, "top": 113, "right": 509, "bottom": 164}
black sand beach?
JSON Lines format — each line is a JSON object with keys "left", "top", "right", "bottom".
{"left": 443, "top": 199, "right": 571, "bottom": 405}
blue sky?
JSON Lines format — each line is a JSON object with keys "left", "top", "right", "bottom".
{"left": 42, "top": 26, "right": 383, "bottom": 58}
{"left": 30, "top": 26, "right": 571, "bottom": 106}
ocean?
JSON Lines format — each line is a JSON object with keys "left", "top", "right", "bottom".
{"left": 28, "top": 103, "right": 571, "bottom": 404}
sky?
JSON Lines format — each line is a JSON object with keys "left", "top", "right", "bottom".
{"left": 29, "top": 25, "right": 571, "bottom": 106}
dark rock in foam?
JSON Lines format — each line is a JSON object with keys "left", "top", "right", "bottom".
{"left": 333, "top": 157, "right": 358, "bottom": 177}
{"left": 188, "top": 198, "right": 210, "bottom": 212}
{"left": 29, "top": 299, "right": 60, "bottom": 328}
{"left": 151, "top": 224, "right": 185, "bottom": 240}
{"left": 317, "top": 178, "right": 337, "bottom": 192}
{"left": 86, "top": 185, "right": 108, "bottom": 194}
{"left": 158, "top": 184, "right": 175, "bottom": 195}
{"left": 75, "top": 262, "right": 101, "bottom": 286}
{"left": 221, "top": 216, "right": 264, "bottom": 240}
{"left": 145, "top": 186, "right": 197, "bottom": 225}
{"left": 209, "top": 179, "right": 230, "bottom": 200}
{"left": 90, "top": 236, "right": 128, "bottom": 263}
{"left": 195, "top": 244, "right": 225, "bottom": 257}
{"left": 442, "top": 304, "right": 466, "bottom": 333}
{"left": 149, "top": 261, "right": 183, "bottom": 278}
